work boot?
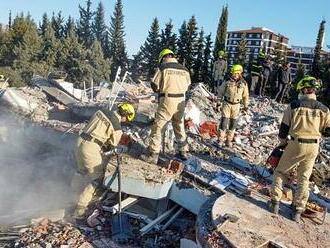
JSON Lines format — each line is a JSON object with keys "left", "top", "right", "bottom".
{"left": 292, "top": 207, "right": 303, "bottom": 223}
{"left": 268, "top": 200, "right": 279, "bottom": 215}
{"left": 175, "top": 151, "right": 188, "bottom": 161}
{"left": 141, "top": 151, "right": 159, "bottom": 164}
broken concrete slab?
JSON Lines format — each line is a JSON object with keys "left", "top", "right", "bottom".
{"left": 169, "top": 182, "right": 210, "bottom": 215}
{"left": 104, "top": 154, "right": 175, "bottom": 199}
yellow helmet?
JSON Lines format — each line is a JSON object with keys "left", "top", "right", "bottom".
{"left": 159, "top": 48, "right": 174, "bottom": 63}
{"left": 296, "top": 76, "right": 322, "bottom": 91}
{"left": 230, "top": 64, "right": 243, "bottom": 74}
{"left": 118, "top": 103, "right": 135, "bottom": 122}
{"left": 0, "top": 75, "right": 4, "bottom": 81}
{"left": 218, "top": 50, "right": 225, "bottom": 58}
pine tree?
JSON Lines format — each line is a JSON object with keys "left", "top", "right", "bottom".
{"left": 12, "top": 15, "right": 43, "bottom": 84}
{"left": 140, "top": 18, "right": 161, "bottom": 78}
{"left": 64, "top": 16, "right": 75, "bottom": 37}
{"left": 39, "top": 23, "right": 59, "bottom": 68}
{"left": 177, "top": 21, "right": 188, "bottom": 65}
{"left": 192, "top": 29, "right": 204, "bottom": 83}
{"left": 131, "top": 50, "right": 144, "bottom": 79}
{"left": 235, "top": 33, "right": 248, "bottom": 67}
{"left": 78, "top": 0, "right": 95, "bottom": 47}
{"left": 202, "top": 33, "right": 213, "bottom": 86}
{"left": 86, "top": 40, "right": 111, "bottom": 83}
{"left": 93, "top": 1, "right": 107, "bottom": 52}
{"left": 51, "top": 12, "right": 64, "bottom": 39}
{"left": 160, "top": 20, "right": 177, "bottom": 52}
{"left": 108, "top": 0, "right": 128, "bottom": 80}
{"left": 312, "top": 20, "right": 326, "bottom": 78}
{"left": 214, "top": 5, "right": 228, "bottom": 58}
{"left": 56, "top": 29, "right": 90, "bottom": 85}
{"left": 39, "top": 13, "right": 49, "bottom": 36}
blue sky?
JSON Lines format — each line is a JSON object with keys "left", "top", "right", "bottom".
{"left": 0, "top": 0, "right": 329, "bottom": 57}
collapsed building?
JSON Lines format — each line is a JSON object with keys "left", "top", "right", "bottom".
{"left": 0, "top": 73, "right": 329, "bottom": 248}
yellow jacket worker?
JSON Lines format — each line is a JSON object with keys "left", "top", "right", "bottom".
{"left": 141, "top": 48, "right": 191, "bottom": 164}
{"left": 217, "top": 64, "right": 249, "bottom": 147}
{"left": 269, "top": 76, "right": 330, "bottom": 222}
{"left": 72, "top": 103, "right": 135, "bottom": 220}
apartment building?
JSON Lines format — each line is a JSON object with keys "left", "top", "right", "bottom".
{"left": 226, "top": 27, "right": 289, "bottom": 65}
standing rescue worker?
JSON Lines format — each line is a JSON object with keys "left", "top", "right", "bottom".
{"left": 72, "top": 103, "right": 135, "bottom": 220}
{"left": 141, "top": 48, "right": 191, "bottom": 164}
{"left": 217, "top": 64, "right": 249, "bottom": 147}
{"left": 269, "top": 76, "right": 330, "bottom": 222}
{"left": 259, "top": 57, "right": 272, "bottom": 96}
{"left": 250, "top": 52, "right": 264, "bottom": 95}
{"left": 274, "top": 62, "right": 292, "bottom": 103}
{"left": 212, "top": 50, "right": 227, "bottom": 92}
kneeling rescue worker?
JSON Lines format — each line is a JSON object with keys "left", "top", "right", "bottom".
{"left": 217, "top": 64, "right": 249, "bottom": 147}
{"left": 72, "top": 103, "right": 135, "bottom": 220}
{"left": 269, "top": 76, "right": 330, "bottom": 222}
{"left": 141, "top": 48, "right": 191, "bottom": 164}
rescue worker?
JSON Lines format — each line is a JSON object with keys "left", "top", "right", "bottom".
{"left": 72, "top": 103, "right": 135, "bottom": 220}
{"left": 269, "top": 76, "right": 330, "bottom": 222}
{"left": 250, "top": 52, "right": 264, "bottom": 95}
{"left": 141, "top": 48, "right": 191, "bottom": 164}
{"left": 258, "top": 57, "right": 272, "bottom": 96}
{"left": 274, "top": 62, "right": 292, "bottom": 103}
{"left": 217, "top": 64, "right": 249, "bottom": 147}
{"left": 212, "top": 50, "right": 227, "bottom": 92}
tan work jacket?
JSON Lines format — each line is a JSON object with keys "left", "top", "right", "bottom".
{"left": 217, "top": 78, "right": 249, "bottom": 108}
{"left": 279, "top": 94, "right": 330, "bottom": 140}
{"left": 81, "top": 110, "right": 122, "bottom": 148}
{"left": 151, "top": 58, "right": 191, "bottom": 95}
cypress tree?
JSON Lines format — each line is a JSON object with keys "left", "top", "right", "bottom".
{"left": 108, "top": 0, "right": 128, "bottom": 79}
{"left": 160, "top": 20, "right": 177, "bottom": 52}
{"left": 78, "top": 0, "right": 95, "bottom": 47}
{"left": 202, "top": 33, "right": 213, "bottom": 86}
{"left": 185, "top": 16, "right": 198, "bottom": 70}
{"left": 312, "top": 20, "right": 326, "bottom": 78}
{"left": 214, "top": 5, "right": 228, "bottom": 58}
{"left": 235, "top": 33, "right": 248, "bottom": 67}
{"left": 140, "top": 18, "right": 161, "bottom": 78}
{"left": 93, "top": 1, "right": 107, "bottom": 52}
{"left": 8, "top": 10, "right": 12, "bottom": 29}
{"left": 192, "top": 29, "right": 204, "bottom": 83}
{"left": 177, "top": 20, "right": 188, "bottom": 65}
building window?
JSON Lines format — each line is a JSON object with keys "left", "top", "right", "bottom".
{"left": 234, "top": 33, "right": 238, "bottom": 38}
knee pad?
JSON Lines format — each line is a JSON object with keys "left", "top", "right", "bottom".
{"left": 220, "top": 117, "right": 229, "bottom": 130}
{"left": 229, "top": 118, "right": 238, "bottom": 130}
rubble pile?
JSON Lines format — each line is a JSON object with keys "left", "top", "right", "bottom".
{"left": 15, "top": 219, "right": 92, "bottom": 248}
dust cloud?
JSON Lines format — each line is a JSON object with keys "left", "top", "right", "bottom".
{"left": 0, "top": 111, "right": 76, "bottom": 223}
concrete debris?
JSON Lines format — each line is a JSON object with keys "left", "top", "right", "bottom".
{"left": 14, "top": 219, "right": 91, "bottom": 248}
